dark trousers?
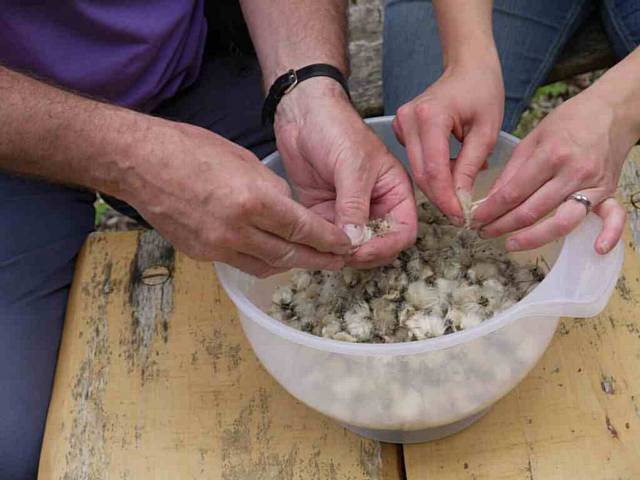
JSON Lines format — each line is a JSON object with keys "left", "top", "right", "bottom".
{"left": 0, "top": 48, "right": 273, "bottom": 478}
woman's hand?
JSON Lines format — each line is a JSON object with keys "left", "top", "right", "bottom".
{"left": 392, "top": 49, "right": 504, "bottom": 225}
{"left": 473, "top": 89, "right": 633, "bottom": 254}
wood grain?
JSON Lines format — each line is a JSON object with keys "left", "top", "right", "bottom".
{"left": 39, "top": 231, "right": 401, "bottom": 480}
{"left": 402, "top": 150, "right": 640, "bottom": 480}
{"left": 39, "top": 153, "right": 640, "bottom": 479}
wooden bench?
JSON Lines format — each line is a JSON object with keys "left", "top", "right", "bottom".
{"left": 39, "top": 145, "right": 640, "bottom": 478}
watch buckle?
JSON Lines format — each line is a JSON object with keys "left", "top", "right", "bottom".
{"left": 283, "top": 69, "right": 299, "bottom": 94}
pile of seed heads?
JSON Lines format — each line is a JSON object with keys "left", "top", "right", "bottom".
{"left": 269, "top": 200, "right": 545, "bottom": 343}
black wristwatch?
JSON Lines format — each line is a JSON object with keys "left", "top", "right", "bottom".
{"left": 261, "top": 63, "right": 351, "bottom": 125}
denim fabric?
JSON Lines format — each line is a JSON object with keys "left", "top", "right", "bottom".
{"left": 383, "top": 0, "right": 640, "bottom": 132}
{"left": 0, "top": 51, "right": 272, "bottom": 478}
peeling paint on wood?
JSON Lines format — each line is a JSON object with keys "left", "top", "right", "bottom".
{"left": 125, "top": 230, "right": 174, "bottom": 383}
{"left": 39, "top": 233, "right": 397, "bottom": 480}
{"left": 64, "top": 256, "right": 112, "bottom": 480}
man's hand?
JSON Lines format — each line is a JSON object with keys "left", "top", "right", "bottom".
{"left": 393, "top": 58, "right": 503, "bottom": 224}
{"left": 472, "top": 90, "right": 630, "bottom": 254}
{"left": 124, "top": 119, "right": 352, "bottom": 277}
{"left": 274, "top": 78, "right": 417, "bottom": 268}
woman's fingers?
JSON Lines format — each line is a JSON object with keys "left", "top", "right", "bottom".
{"left": 472, "top": 138, "right": 544, "bottom": 225}
{"left": 504, "top": 188, "right": 606, "bottom": 252}
{"left": 480, "top": 177, "right": 576, "bottom": 238}
{"left": 416, "top": 113, "right": 462, "bottom": 222}
{"left": 593, "top": 198, "right": 626, "bottom": 254}
{"left": 395, "top": 106, "right": 461, "bottom": 224}
{"left": 452, "top": 126, "right": 497, "bottom": 195}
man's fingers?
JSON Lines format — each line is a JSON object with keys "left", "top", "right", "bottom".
{"left": 452, "top": 127, "right": 496, "bottom": 194}
{"left": 415, "top": 113, "right": 462, "bottom": 222}
{"left": 347, "top": 232, "right": 408, "bottom": 269}
{"left": 333, "top": 153, "right": 374, "bottom": 230}
{"left": 472, "top": 144, "right": 554, "bottom": 226}
{"left": 253, "top": 192, "right": 352, "bottom": 255}
{"left": 221, "top": 252, "right": 287, "bottom": 279}
{"left": 593, "top": 198, "right": 626, "bottom": 254}
{"left": 480, "top": 178, "right": 572, "bottom": 238}
{"left": 239, "top": 228, "right": 346, "bottom": 271}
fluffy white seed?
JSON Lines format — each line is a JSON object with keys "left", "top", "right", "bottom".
{"left": 406, "top": 281, "right": 440, "bottom": 309}
{"left": 406, "top": 312, "right": 446, "bottom": 339}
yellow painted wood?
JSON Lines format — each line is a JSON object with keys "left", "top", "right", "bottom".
{"left": 403, "top": 149, "right": 640, "bottom": 480}
{"left": 39, "top": 149, "right": 640, "bottom": 480}
{"left": 39, "top": 232, "right": 401, "bottom": 480}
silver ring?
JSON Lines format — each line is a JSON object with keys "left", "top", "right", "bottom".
{"left": 566, "top": 193, "right": 592, "bottom": 214}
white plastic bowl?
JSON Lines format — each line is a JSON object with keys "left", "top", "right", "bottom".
{"left": 215, "top": 116, "right": 623, "bottom": 443}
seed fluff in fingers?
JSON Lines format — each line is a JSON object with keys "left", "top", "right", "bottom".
{"left": 268, "top": 198, "right": 546, "bottom": 343}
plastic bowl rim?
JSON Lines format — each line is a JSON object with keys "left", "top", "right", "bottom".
{"left": 214, "top": 117, "right": 572, "bottom": 356}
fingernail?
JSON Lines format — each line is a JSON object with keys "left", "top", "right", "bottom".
{"left": 450, "top": 216, "right": 464, "bottom": 227}
{"left": 343, "top": 224, "right": 366, "bottom": 247}
{"left": 335, "top": 242, "right": 353, "bottom": 255}
{"left": 478, "top": 229, "right": 489, "bottom": 239}
{"left": 597, "top": 240, "right": 609, "bottom": 255}
{"left": 505, "top": 238, "right": 518, "bottom": 251}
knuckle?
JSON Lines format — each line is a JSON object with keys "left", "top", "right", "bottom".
{"left": 396, "top": 104, "right": 413, "bottom": 126}
{"left": 422, "top": 160, "right": 441, "bottom": 179}
{"left": 339, "top": 195, "right": 369, "bottom": 218}
{"left": 285, "top": 215, "right": 309, "bottom": 243}
{"left": 415, "top": 102, "right": 431, "bottom": 120}
{"left": 413, "top": 171, "right": 429, "bottom": 187}
{"left": 236, "top": 190, "right": 263, "bottom": 217}
{"left": 574, "top": 161, "right": 598, "bottom": 182}
{"left": 553, "top": 216, "right": 574, "bottom": 236}
{"left": 478, "top": 134, "right": 497, "bottom": 153}
{"left": 516, "top": 208, "right": 539, "bottom": 227}
{"left": 272, "top": 246, "right": 297, "bottom": 268}
{"left": 499, "top": 187, "right": 520, "bottom": 206}
{"left": 548, "top": 145, "right": 573, "bottom": 168}
{"left": 274, "top": 177, "right": 293, "bottom": 198}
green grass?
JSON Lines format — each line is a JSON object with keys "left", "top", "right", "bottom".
{"left": 94, "top": 198, "right": 109, "bottom": 227}
{"left": 512, "top": 81, "right": 569, "bottom": 139}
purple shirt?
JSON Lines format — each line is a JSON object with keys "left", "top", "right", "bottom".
{"left": 0, "top": 1, "right": 207, "bottom": 111}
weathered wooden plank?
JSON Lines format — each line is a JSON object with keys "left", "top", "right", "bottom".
{"left": 39, "top": 231, "right": 402, "bottom": 480}
{"left": 618, "top": 148, "right": 640, "bottom": 255}
{"left": 402, "top": 150, "right": 640, "bottom": 479}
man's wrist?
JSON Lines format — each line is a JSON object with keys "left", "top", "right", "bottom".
{"left": 274, "top": 76, "right": 351, "bottom": 126}
{"left": 89, "top": 109, "right": 161, "bottom": 203}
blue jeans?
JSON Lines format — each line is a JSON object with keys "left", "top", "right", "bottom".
{"left": 0, "top": 52, "right": 274, "bottom": 478}
{"left": 384, "top": 0, "right": 640, "bottom": 132}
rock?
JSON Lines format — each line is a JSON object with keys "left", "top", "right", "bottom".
{"left": 348, "top": 0, "right": 384, "bottom": 116}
